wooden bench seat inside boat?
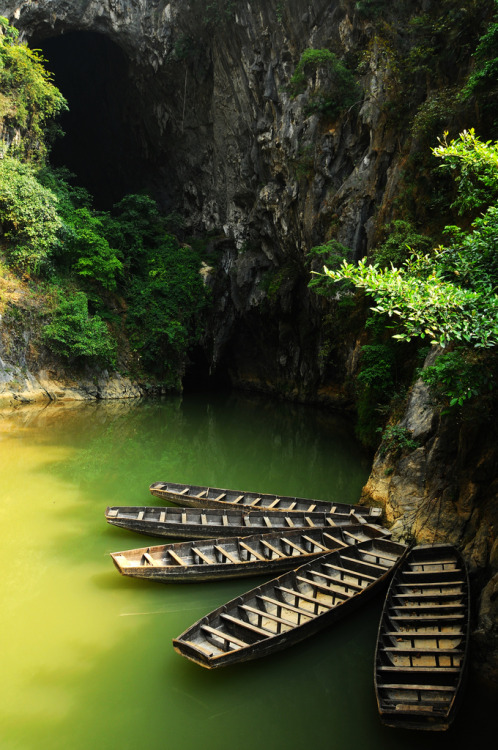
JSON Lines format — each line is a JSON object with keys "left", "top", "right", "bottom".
{"left": 201, "top": 624, "right": 248, "bottom": 648}
{"left": 220, "top": 613, "right": 270, "bottom": 638}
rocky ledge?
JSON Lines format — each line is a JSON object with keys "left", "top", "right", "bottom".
{"left": 361, "top": 352, "right": 498, "bottom": 691}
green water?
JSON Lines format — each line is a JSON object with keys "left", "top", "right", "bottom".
{"left": 0, "top": 393, "right": 495, "bottom": 750}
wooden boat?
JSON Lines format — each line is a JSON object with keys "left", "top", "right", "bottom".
{"left": 110, "top": 522, "right": 389, "bottom": 583}
{"left": 105, "top": 504, "right": 389, "bottom": 540}
{"left": 374, "top": 544, "right": 470, "bottom": 731}
{"left": 172, "top": 538, "right": 408, "bottom": 667}
{"left": 149, "top": 481, "right": 383, "bottom": 518}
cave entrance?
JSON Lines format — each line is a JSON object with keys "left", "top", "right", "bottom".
{"left": 33, "top": 31, "right": 163, "bottom": 209}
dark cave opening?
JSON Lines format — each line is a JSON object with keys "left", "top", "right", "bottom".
{"left": 33, "top": 31, "right": 164, "bottom": 209}
{"left": 182, "top": 345, "right": 232, "bottom": 393}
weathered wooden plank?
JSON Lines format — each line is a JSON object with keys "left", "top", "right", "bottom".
{"left": 191, "top": 546, "right": 214, "bottom": 565}
{"left": 201, "top": 624, "right": 248, "bottom": 648}
{"left": 220, "top": 613, "right": 270, "bottom": 637}
{"left": 238, "top": 541, "right": 266, "bottom": 562}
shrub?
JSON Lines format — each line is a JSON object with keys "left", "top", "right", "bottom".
{"left": 42, "top": 291, "right": 116, "bottom": 366}
{"left": 378, "top": 424, "right": 419, "bottom": 457}
{"left": 461, "top": 1, "right": 498, "bottom": 117}
{"left": 62, "top": 208, "right": 122, "bottom": 290}
{"left": 288, "top": 48, "right": 359, "bottom": 118}
{"left": 0, "top": 156, "right": 62, "bottom": 272}
{"left": 0, "top": 16, "right": 67, "bottom": 160}
{"left": 420, "top": 348, "right": 494, "bottom": 408}
{"left": 374, "top": 220, "right": 433, "bottom": 268}
{"left": 307, "top": 239, "right": 352, "bottom": 296}
{"left": 357, "top": 344, "right": 395, "bottom": 390}
{"left": 125, "top": 234, "right": 208, "bottom": 385}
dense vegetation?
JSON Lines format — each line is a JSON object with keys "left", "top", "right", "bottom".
{"left": 0, "top": 17, "right": 209, "bottom": 387}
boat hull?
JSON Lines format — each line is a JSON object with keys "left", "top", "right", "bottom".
{"left": 105, "top": 505, "right": 388, "bottom": 540}
{"left": 374, "top": 543, "right": 470, "bottom": 731}
{"left": 149, "top": 481, "right": 382, "bottom": 517}
{"left": 110, "top": 524, "right": 388, "bottom": 583}
{"left": 173, "top": 539, "right": 408, "bottom": 667}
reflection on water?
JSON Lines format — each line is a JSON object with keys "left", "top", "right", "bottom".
{"left": 0, "top": 394, "right": 495, "bottom": 750}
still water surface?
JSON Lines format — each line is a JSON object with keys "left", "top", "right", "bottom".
{"left": 0, "top": 393, "right": 494, "bottom": 749}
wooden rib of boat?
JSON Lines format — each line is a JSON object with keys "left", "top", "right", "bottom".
{"left": 149, "top": 481, "right": 382, "bottom": 517}
{"left": 374, "top": 543, "right": 470, "bottom": 731}
{"left": 105, "top": 504, "right": 389, "bottom": 540}
{"left": 172, "top": 538, "right": 408, "bottom": 668}
{"left": 110, "top": 522, "right": 390, "bottom": 583}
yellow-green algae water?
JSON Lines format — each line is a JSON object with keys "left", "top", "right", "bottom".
{"left": 0, "top": 393, "right": 495, "bottom": 750}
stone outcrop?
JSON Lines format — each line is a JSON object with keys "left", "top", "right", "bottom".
{"left": 0, "top": 357, "right": 145, "bottom": 403}
{"left": 362, "top": 351, "right": 498, "bottom": 689}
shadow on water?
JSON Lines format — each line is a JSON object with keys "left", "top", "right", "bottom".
{"left": 0, "top": 395, "right": 496, "bottom": 750}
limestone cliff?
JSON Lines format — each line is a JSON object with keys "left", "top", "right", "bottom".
{"left": 0, "top": 0, "right": 431, "bottom": 402}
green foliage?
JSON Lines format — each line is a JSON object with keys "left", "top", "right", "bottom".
{"left": 0, "top": 156, "right": 62, "bottom": 272}
{"left": 63, "top": 208, "right": 123, "bottom": 290}
{"left": 355, "top": 0, "right": 389, "bottom": 19}
{"left": 355, "top": 338, "right": 399, "bottom": 447}
{"left": 101, "top": 194, "right": 166, "bottom": 267}
{"left": 194, "top": 0, "right": 236, "bottom": 28}
{"left": 276, "top": 2, "right": 285, "bottom": 24}
{"left": 307, "top": 239, "right": 351, "bottom": 295}
{"left": 125, "top": 233, "right": 208, "bottom": 386}
{"left": 18, "top": 165, "right": 122, "bottom": 289}
{"left": 437, "top": 210, "right": 498, "bottom": 293}
{"left": 420, "top": 348, "right": 494, "bottom": 408}
{"left": 0, "top": 17, "right": 208, "bottom": 386}
{"left": 324, "top": 130, "right": 498, "bottom": 352}
{"left": 2, "top": 156, "right": 208, "bottom": 379}
{"left": 0, "top": 16, "right": 67, "bottom": 160}
{"left": 292, "top": 144, "right": 315, "bottom": 180}
{"left": 374, "top": 220, "right": 433, "bottom": 268}
{"left": 410, "top": 88, "right": 459, "bottom": 145}
{"left": 42, "top": 291, "right": 116, "bottom": 366}
{"left": 406, "top": 2, "right": 486, "bottom": 77}
{"left": 288, "top": 49, "right": 359, "bottom": 118}
{"left": 461, "top": 1, "right": 498, "bottom": 115}
{"left": 357, "top": 344, "right": 395, "bottom": 390}
{"left": 433, "top": 129, "right": 498, "bottom": 214}
{"left": 378, "top": 424, "right": 419, "bottom": 457}
{"left": 325, "top": 254, "right": 498, "bottom": 348}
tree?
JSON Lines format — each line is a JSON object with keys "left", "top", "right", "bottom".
{"left": 323, "top": 130, "right": 498, "bottom": 349}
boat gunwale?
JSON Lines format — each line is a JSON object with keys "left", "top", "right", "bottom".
{"left": 109, "top": 524, "right": 391, "bottom": 582}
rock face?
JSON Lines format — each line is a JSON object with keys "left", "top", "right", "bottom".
{"left": 362, "top": 352, "right": 498, "bottom": 690}
{"left": 0, "top": 0, "right": 412, "bottom": 402}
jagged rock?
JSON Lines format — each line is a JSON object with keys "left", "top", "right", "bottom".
{"left": 362, "top": 354, "right": 498, "bottom": 689}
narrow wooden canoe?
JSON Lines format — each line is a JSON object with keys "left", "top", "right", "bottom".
{"left": 374, "top": 544, "right": 470, "bottom": 731}
{"left": 110, "top": 522, "right": 389, "bottom": 583}
{"left": 105, "top": 504, "right": 389, "bottom": 540}
{"left": 172, "top": 538, "right": 408, "bottom": 667}
{"left": 149, "top": 481, "right": 382, "bottom": 517}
